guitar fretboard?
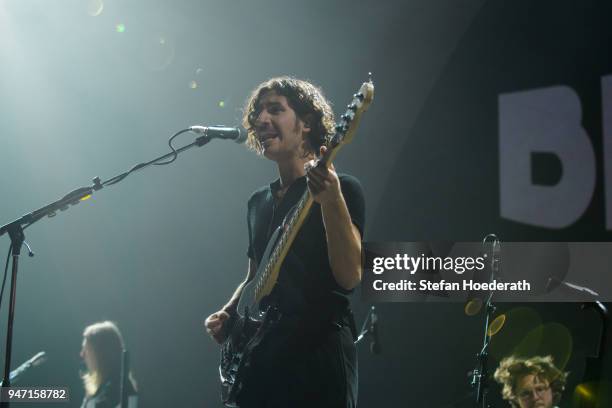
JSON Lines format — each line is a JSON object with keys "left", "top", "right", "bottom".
{"left": 254, "top": 188, "right": 312, "bottom": 301}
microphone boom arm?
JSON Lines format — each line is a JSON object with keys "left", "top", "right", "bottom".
{"left": 0, "top": 126, "right": 240, "bottom": 236}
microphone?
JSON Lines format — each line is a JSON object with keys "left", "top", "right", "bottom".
{"left": 546, "top": 277, "right": 600, "bottom": 297}
{"left": 0, "top": 351, "right": 47, "bottom": 386}
{"left": 189, "top": 126, "right": 246, "bottom": 143}
{"left": 26, "top": 351, "right": 47, "bottom": 367}
{"left": 369, "top": 307, "right": 381, "bottom": 355}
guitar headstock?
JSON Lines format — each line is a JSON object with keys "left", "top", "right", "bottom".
{"left": 329, "top": 77, "right": 375, "bottom": 148}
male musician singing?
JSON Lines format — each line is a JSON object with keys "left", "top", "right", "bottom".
{"left": 205, "top": 77, "right": 365, "bottom": 407}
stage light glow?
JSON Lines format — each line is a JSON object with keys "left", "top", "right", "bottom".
{"left": 218, "top": 101, "right": 225, "bottom": 108}
{"left": 514, "top": 323, "right": 572, "bottom": 370}
{"left": 87, "top": 0, "right": 104, "bottom": 17}
{"left": 489, "top": 307, "right": 542, "bottom": 359}
{"left": 573, "top": 382, "right": 612, "bottom": 407}
{"left": 575, "top": 384, "right": 594, "bottom": 400}
{"left": 488, "top": 314, "right": 506, "bottom": 337}
{"left": 189, "top": 81, "right": 198, "bottom": 89}
{"left": 464, "top": 298, "right": 482, "bottom": 316}
{"left": 80, "top": 195, "right": 92, "bottom": 201}
{"left": 115, "top": 23, "right": 126, "bottom": 33}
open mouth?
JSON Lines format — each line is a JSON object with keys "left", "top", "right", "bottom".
{"left": 259, "top": 133, "right": 278, "bottom": 145}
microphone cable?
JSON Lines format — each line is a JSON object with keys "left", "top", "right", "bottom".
{"left": 103, "top": 128, "right": 192, "bottom": 187}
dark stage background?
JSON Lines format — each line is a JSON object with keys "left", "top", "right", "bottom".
{"left": 0, "top": 0, "right": 611, "bottom": 406}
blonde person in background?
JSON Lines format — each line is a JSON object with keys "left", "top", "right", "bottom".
{"left": 80, "top": 321, "right": 138, "bottom": 408}
{"left": 494, "top": 355, "right": 569, "bottom": 408}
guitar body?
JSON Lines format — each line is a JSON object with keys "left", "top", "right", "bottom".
{"left": 219, "top": 313, "right": 266, "bottom": 406}
{"left": 219, "top": 226, "right": 282, "bottom": 406}
{"left": 220, "top": 305, "right": 288, "bottom": 405}
{"left": 217, "top": 79, "right": 374, "bottom": 407}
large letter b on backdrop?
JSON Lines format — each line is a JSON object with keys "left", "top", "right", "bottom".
{"left": 499, "top": 86, "right": 596, "bottom": 228}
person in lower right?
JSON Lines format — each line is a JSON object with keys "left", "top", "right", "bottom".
{"left": 494, "top": 355, "right": 569, "bottom": 408}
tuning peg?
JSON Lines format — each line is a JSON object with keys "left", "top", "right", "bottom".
{"left": 354, "top": 93, "right": 364, "bottom": 101}
{"left": 347, "top": 103, "right": 357, "bottom": 112}
{"left": 335, "top": 124, "right": 348, "bottom": 133}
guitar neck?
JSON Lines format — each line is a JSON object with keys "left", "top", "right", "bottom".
{"left": 255, "top": 182, "right": 313, "bottom": 301}
{"left": 256, "top": 142, "right": 347, "bottom": 300}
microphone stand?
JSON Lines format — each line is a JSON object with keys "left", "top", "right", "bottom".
{"left": 586, "top": 301, "right": 608, "bottom": 366}
{"left": 0, "top": 129, "right": 220, "bottom": 403}
{"left": 120, "top": 350, "right": 130, "bottom": 408}
{"left": 470, "top": 234, "right": 500, "bottom": 408}
{"left": 355, "top": 306, "right": 374, "bottom": 344}
{"left": 355, "top": 306, "right": 381, "bottom": 354}
{"left": 579, "top": 301, "right": 608, "bottom": 389}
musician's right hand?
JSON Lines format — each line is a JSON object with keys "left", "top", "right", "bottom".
{"left": 205, "top": 310, "right": 231, "bottom": 344}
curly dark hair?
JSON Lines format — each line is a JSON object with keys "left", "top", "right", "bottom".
{"left": 494, "top": 355, "right": 568, "bottom": 407}
{"left": 242, "top": 77, "right": 335, "bottom": 155}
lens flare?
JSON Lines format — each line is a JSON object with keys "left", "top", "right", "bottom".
{"left": 575, "top": 384, "right": 595, "bottom": 401}
{"left": 87, "top": 0, "right": 104, "bottom": 16}
{"left": 514, "top": 323, "right": 572, "bottom": 370}
{"left": 464, "top": 298, "right": 483, "bottom": 316}
{"left": 489, "top": 307, "right": 542, "bottom": 359}
{"left": 488, "top": 314, "right": 506, "bottom": 337}
{"left": 140, "top": 34, "right": 175, "bottom": 71}
{"left": 573, "top": 381, "right": 612, "bottom": 407}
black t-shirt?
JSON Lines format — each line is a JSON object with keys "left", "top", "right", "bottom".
{"left": 246, "top": 173, "right": 365, "bottom": 317}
